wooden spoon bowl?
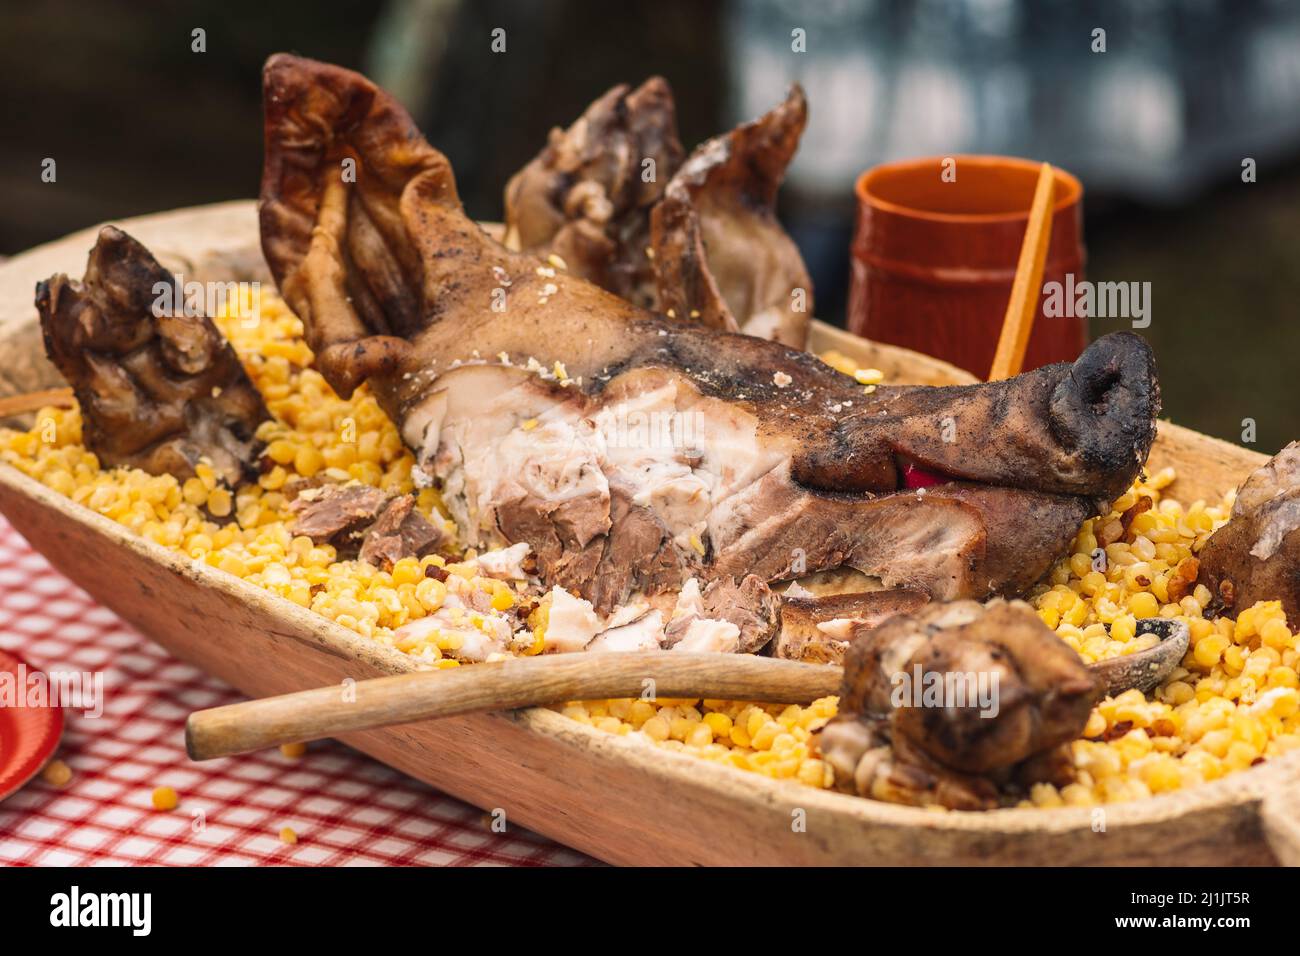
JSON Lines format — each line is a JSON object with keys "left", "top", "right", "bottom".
{"left": 1088, "top": 618, "right": 1190, "bottom": 698}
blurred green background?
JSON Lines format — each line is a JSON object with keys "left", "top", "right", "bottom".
{"left": 1, "top": 0, "right": 1296, "bottom": 455}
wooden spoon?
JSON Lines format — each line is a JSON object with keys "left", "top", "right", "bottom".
{"left": 186, "top": 621, "right": 1190, "bottom": 761}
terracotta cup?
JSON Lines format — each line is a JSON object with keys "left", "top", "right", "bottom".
{"left": 848, "top": 155, "right": 1086, "bottom": 379}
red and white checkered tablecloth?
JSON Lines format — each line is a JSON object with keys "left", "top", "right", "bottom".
{"left": 0, "top": 516, "right": 595, "bottom": 866}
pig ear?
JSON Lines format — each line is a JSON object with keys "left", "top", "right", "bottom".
{"left": 650, "top": 85, "right": 813, "bottom": 348}
{"left": 502, "top": 76, "right": 683, "bottom": 307}
{"left": 259, "top": 53, "right": 459, "bottom": 397}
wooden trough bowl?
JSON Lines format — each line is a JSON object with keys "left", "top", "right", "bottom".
{"left": 1, "top": 201, "right": 1297, "bottom": 866}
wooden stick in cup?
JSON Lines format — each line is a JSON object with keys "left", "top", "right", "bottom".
{"left": 987, "top": 162, "right": 1056, "bottom": 381}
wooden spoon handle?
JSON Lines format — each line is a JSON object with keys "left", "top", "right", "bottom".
{"left": 0, "top": 387, "right": 75, "bottom": 417}
{"left": 185, "top": 652, "right": 840, "bottom": 760}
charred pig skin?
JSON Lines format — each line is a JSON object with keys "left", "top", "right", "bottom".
{"left": 817, "top": 599, "right": 1099, "bottom": 810}
{"left": 258, "top": 54, "right": 1160, "bottom": 620}
{"left": 650, "top": 85, "right": 813, "bottom": 348}
{"left": 35, "top": 226, "right": 269, "bottom": 486}
{"left": 1198, "top": 442, "right": 1300, "bottom": 625}
{"left": 504, "top": 75, "right": 812, "bottom": 347}
{"left": 503, "top": 77, "right": 683, "bottom": 310}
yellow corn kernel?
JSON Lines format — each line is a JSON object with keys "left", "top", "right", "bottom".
{"left": 490, "top": 584, "right": 515, "bottom": 611}
{"left": 1261, "top": 618, "right": 1293, "bottom": 651}
{"left": 279, "top": 826, "right": 298, "bottom": 845}
{"left": 1194, "top": 634, "right": 1231, "bottom": 669}
{"left": 41, "top": 759, "right": 73, "bottom": 788}
{"left": 294, "top": 444, "right": 325, "bottom": 477}
{"left": 1128, "top": 591, "right": 1160, "bottom": 619}
{"left": 151, "top": 786, "right": 179, "bottom": 811}
{"left": 206, "top": 487, "right": 233, "bottom": 518}
{"left": 182, "top": 477, "right": 208, "bottom": 506}
{"left": 641, "top": 716, "right": 670, "bottom": 742}
{"left": 390, "top": 558, "right": 422, "bottom": 586}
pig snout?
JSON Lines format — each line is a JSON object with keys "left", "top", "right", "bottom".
{"left": 1048, "top": 332, "right": 1159, "bottom": 501}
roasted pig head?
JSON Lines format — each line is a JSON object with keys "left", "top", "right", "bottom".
{"left": 651, "top": 85, "right": 813, "bottom": 348}
{"left": 503, "top": 77, "right": 683, "bottom": 309}
{"left": 259, "top": 55, "right": 1159, "bottom": 634}
{"left": 1198, "top": 442, "right": 1300, "bottom": 625}
{"left": 35, "top": 226, "right": 269, "bottom": 485}
{"left": 816, "top": 600, "right": 1099, "bottom": 810}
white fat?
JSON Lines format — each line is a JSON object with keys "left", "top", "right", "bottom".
{"left": 783, "top": 580, "right": 815, "bottom": 599}
{"left": 671, "top": 578, "right": 704, "bottom": 621}
{"left": 1251, "top": 498, "right": 1300, "bottom": 561}
{"left": 815, "top": 618, "right": 857, "bottom": 640}
{"left": 544, "top": 585, "right": 602, "bottom": 653}
{"left": 402, "top": 390, "right": 448, "bottom": 472}
{"left": 475, "top": 542, "right": 532, "bottom": 580}
{"left": 444, "top": 627, "right": 506, "bottom": 663}
{"left": 817, "top": 718, "right": 876, "bottom": 786}
{"left": 1249, "top": 686, "right": 1293, "bottom": 715}
{"left": 742, "top": 307, "right": 784, "bottom": 342}
{"left": 604, "top": 599, "right": 652, "bottom": 628}
{"left": 428, "top": 367, "right": 781, "bottom": 551}
{"left": 391, "top": 608, "right": 510, "bottom": 663}
{"left": 672, "top": 617, "right": 740, "bottom": 653}
{"left": 587, "top": 610, "right": 665, "bottom": 652}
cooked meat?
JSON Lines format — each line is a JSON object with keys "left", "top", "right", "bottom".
{"left": 258, "top": 55, "right": 1159, "bottom": 627}
{"left": 1198, "top": 442, "right": 1300, "bottom": 625}
{"left": 290, "top": 484, "right": 389, "bottom": 544}
{"left": 503, "top": 77, "right": 683, "bottom": 309}
{"left": 35, "top": 227, "right": 269, "bottom": 485}
{"left": 358, "top": 493, "right": 443, "bottom": 569}
{"left": 659, "top": 574, "right": 780, "bottom": 653}
{"left": 290, "top": 483, "right": 442, "bottom": 567}
{"left": 817, "top": 600, "right": 1098, "bottom": 809}
{"left": 651, "top": 86, "right": 813, "bottom": 348}
{"left": 772, "top": 589, "right": 929, "bottom": 664}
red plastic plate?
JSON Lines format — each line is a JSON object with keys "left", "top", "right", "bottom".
{"left": 0, "top": 647, "right": 65, "bottom": 802}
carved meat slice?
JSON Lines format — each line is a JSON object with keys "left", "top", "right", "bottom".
{"left": 290, "top": 484, "right": 389, "bottom": 544}
{"left": 817, "top": 600, "right": 1098, "bottom": 810}
{"left": 1198, "top": 442, "right": 1300, "bottom": 625}
{"left": 258, "top": 55, "right": 1159, "bottom": 631}
{"left": 35, "top": 227, "right": 269, "bottom": 485}
{"left": 503, "top": 77, "right": 683, "bottom": 309}
{"left": 357, "top": 494, "right": 443, "bottom": 569}
{"left": 290, "top": 483, "right": 442, "bottom": 568}
{"left": 651, "top": 86, "right": 813, "bottom": 348}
